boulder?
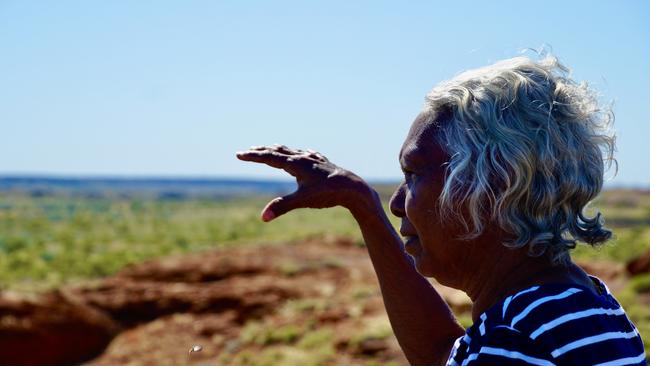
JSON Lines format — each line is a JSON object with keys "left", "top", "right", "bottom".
{"left": 626, "top": 249, "right": 650, "bottom": 276}
{"left": 0, "top": 290, "right": 118, "bottom": 366}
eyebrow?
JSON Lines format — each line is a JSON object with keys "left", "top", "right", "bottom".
{"left": 399, "top": 147, "right": 420, "bottom": 171}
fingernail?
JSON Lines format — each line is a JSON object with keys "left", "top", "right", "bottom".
{"left": 262, "top": 209, "right": 276, "bottom": 222}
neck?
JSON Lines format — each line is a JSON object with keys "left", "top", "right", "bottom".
{"left": 460, "top": 244, "right": 586, "bottom": 322}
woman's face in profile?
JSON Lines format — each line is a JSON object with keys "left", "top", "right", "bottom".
{"left": 390, "top": 112, "right": 468, "bottom": 285}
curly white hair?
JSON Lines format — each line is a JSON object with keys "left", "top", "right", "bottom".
{"left": 424, "top": 55, "right": 616, "bottom": 263}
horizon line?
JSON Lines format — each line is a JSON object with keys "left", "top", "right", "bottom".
{"left": 1, "top": 173, "right": 649, "bottom": 190}
{"left": 0, "top": 173, "right": 401, "bottom": 185}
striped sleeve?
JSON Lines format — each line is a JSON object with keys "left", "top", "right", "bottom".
{"left": 505, "top": 289, "right": 646, "bottom": 365}
{"left": 499, "top": 284, "right": 647, "bottom": 366}
{"left": 449, "top": 279, "right": 648, "bottom": 366}
{"left": 463, "top": 327, "right": 555, "bottom": 365}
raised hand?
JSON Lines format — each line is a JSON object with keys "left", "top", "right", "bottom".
{"left": 236, "top": 145, "right": 372, "bottom": 221}
{"left": 238, "top": 144, "right": 462, "bottom": 366}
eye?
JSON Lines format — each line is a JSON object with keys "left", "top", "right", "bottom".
{"left": 403, "top": 169, "right": 416, "bottom": 181}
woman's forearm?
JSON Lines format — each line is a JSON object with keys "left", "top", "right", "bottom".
{"left": 236, "top": 146, "right": 463, "bottom": 364}
{"left": 349, "top": 188, "right": 464, "bottom": 366}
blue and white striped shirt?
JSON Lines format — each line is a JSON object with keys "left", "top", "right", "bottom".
{"left": 446, "top": 277, "right": 646, "bottom": 365}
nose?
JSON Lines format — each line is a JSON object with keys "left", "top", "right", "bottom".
{"left": 389, "top": 181, "right": 406, "bottom": 218}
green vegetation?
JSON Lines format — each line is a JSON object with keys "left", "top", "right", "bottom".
{"left": 297, "top": 328, "right": 334, "bottom": 350}
{"left": 234, "top": 322, "right": 336, "bottom": 366}
{"left": 573, "top": 190, "right": 650, "bottom": 262}
{"left": 348, "top": 316, "right": 394, "bottom": 352}
{"left": 1, "top": 189, "right": 647, "bottom": 290}
{"left": 0, "top": 193, "right": 383, "bottom": 290}
{"left": 230, "top": 345, "right": 335, "bottom": 366}
{"left": 240, "top": 322, "right": 303, "bottom": 346}
{"left": 1, "top": 188, "right": 650, "bottom": 359}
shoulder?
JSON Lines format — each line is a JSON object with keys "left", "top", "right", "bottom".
{"left": 447, "top": 325, "right": 555, "bottom": 366}
{"left": 447, "top": 278, "right": 646, "bottom": 366}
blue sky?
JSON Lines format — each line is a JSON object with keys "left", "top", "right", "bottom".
{"left": 1, "top": 1, "right": 649, "bottom": 186}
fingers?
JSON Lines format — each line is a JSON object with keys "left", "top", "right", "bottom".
{"left": 237, "top": 146, "right": 305, "bottom": 177}
{"left": 306, "top": 151, "right": 329, "bottom": 162}
{"left": 272, "top": 144, "right": 301, "bottom": 155}
{"left": 236, "top": 149, "right": 294, "bottom": 171}
{"left": 236, "top": 145, "right": 328, "bottom": 176}
{"left": 261, "top": 191, "right": 306, "bottom": 222}
{"left": 238, "top": 145, "right": 314, "bottom": 158}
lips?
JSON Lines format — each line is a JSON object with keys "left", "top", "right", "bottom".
{"left": 399, "top": 226, "right": 417, "bottom": 238}
{"left": 400, "top": 220, "right": 421, "bottom": 256}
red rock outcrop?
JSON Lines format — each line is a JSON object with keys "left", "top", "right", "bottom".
{"left": 0, "top": 290, "right": 118, "bottom": 366}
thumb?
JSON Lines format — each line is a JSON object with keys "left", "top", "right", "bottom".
{"left": 260, "top": 191, "right": 305, "bottom": 222}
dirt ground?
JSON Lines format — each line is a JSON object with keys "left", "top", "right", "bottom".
{"left": 0, "top": 235, "right": 635, "bottom": 366}
{"left": 81, "top": 235, "right": 430, "bottom": 366}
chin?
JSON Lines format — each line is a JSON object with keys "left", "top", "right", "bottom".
{"left": 412, "top": 254, "right": 436, "bottom": 278}
{"left": 413, "top": 255, "right": 460, "bottom": 289}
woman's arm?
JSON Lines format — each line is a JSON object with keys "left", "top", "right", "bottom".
{"left": 237, "top": 145, "right": 464, "bottom": 366}
{"left": 349, "top": 187, "right": 464, "bottom": 366}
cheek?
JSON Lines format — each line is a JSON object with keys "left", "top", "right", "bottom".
{"left": 404, "top": 185, "right": 439, "bottom": 227}
{"left": 404, "top": 198, "right": 426, "bottom": 230}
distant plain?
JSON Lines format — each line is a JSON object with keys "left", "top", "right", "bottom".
{"left": 1, "top": 177, "right": 649, "bottom": 363}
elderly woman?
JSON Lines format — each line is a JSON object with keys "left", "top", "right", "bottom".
{"left": 237, "top": 56, "right": 646, "bottom": 366}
